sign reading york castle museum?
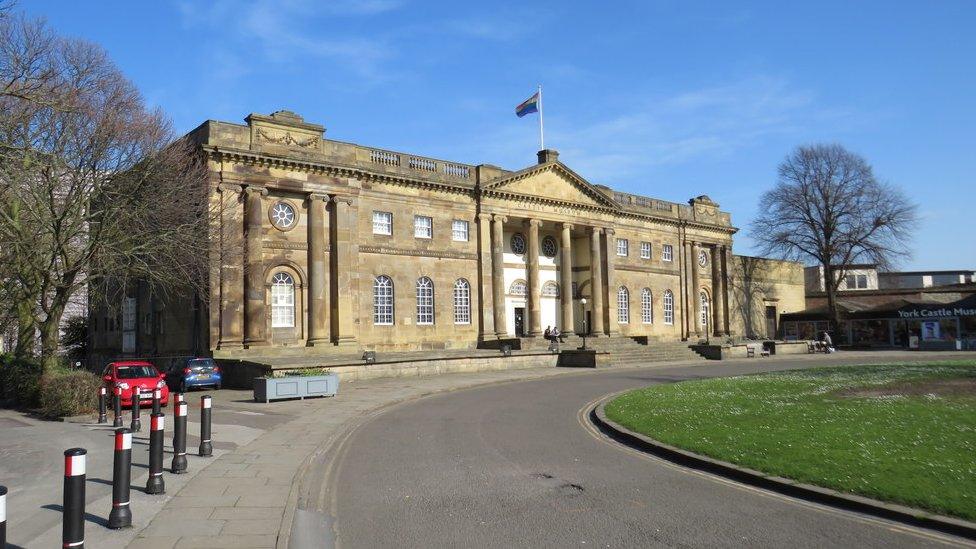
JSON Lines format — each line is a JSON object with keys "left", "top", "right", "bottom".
{"left": 897, "top": 307, "right": 976, "bottom": 319}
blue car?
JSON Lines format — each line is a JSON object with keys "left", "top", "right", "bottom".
{"left": 166, "top": 357, "right": 222, "bottom": 392}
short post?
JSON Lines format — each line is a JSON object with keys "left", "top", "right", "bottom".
{"left": 171, "top": 401, "right": 188, "bottom": 474}
{"left": 62, "top": 448, "right": 86, "bottom": 549}
{"left": 97, "top": 387, "right": 107, "bottom": 424}
{"left": 112, "top": 386, "right": 124, "bottom": 428}
{"left": 107, "top": 429, "right": 132, "bottom": 529}
{"left": 151, "top": 388, "right": 162, "bottom": 416}
{"left": 1, "top": 484, "right": 7, "bottom": 548}
{"left": 130, "top": 388, "right": 142, "bottom": 433}
{"left": 146, "top": 413, "right": 165, "bottom": 494}
{"left": 174, "top": 392, "right": 184, "bottom": 405}
{"left": 199, "top": 395, "right": 213, "bottom": 457}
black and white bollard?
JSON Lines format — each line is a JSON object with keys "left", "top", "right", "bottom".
{"left": 152, "top": 388, "right": 162, "bottom": 416}
{"left": 107, "top": 429, "right": 132, "bottom": 529}
{"left": 1, "top": 484, "right": 7, "bottom": 548}
{"left": 146, "top": 413, "right": 166, "bottom": 494}
{"left": 130, "top": 387, "right": 142, "bottom": 432}
{"left": 97, "top": 387, "right": 107, "bottom": 424}
{"left": 113, "top": 386, "right": 124, "bottom": 428}
{"left": 171, "top": 401, "right": 188, "bottom": 474}
{"left": 199, "top": 395, "right": 213, "bottom": 457}
{"left": 63, "top": 448, "right": 86, "bottom": 548}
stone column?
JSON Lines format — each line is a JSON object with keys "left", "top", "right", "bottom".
{"left": 306, "top": 193, "right": 330, "bottom": 346}
{"left": 681, "top": 241, "right": 692, "bottom": 338}
{"left": 691, "top": 241, "right": 702, "bottom": 337}
{"left": 710, "top": 245, "right": 724, "bottom": 337}
{"left": 491, "top": 214, "right": 508, "bottom": 338}
{"left": 331, "top": 195, "right": 359, "bottom": 348}
{"left": 217, "top": 184, "right": 244, "bottom": 349}
{"left": 476, "top": 214, "right": 495, "bottom": 340}
{"left": 604, "top": 228, "right": 619, "bottom": 336}
{"left": 721, "top": 245, "right": 731, "bottom": 335}
{"left": 559, "top": 222, "right": 574, "bottom": 334}
{"left": 243, "top": 185, "right": 268, "bottom": 347}
{"left": 525, "top": 219, "right": 542, "bottom": 337}
{"left": 589, "top": 227, "right": 604, "bottom": 336}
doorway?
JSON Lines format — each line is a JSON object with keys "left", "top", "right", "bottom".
{"left": 765, "top": 306, "right": 778, "bottom": 338}
{"left": 514, "top": 307, "right": 526, "bottom": 337}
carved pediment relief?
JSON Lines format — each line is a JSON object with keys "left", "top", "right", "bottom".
{"left": 485, "top": 164, "right": 618, "bottom": 210}
{"left": 246, "top": 111, "right": 324, "bottom": 152}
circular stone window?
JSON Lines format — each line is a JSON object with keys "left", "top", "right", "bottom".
{"left": 698, "top": 249, "right": 708, "bottom": 267}
{"left": 270, "top": 200, "right": 297, "bottom": 231}
{"left": 542, "top": 235, "right": 558, "bottom": 258}
{"left": 511, "top": 233, "right": 526, "bottom": 255}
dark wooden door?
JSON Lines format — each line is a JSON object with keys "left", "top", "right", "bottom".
{"left": 514, "top": 307, "right": 525, "bottom": 337}
{"left": 765, "top": 306, "right": 777, "bottom": 338}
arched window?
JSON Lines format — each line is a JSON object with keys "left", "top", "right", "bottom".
{"left": 617, "top": 286, "right": 630, "bottom": 324}
{"left": 541, "top": 281, "right": 559, "bottom": 297}
{"left": 373, "top": 275, "right": 394, "bottom": 325}
{"left": 270, "top": 272, "right": 295, "bottom": 328}
{"left": 700, "top": 290, "right": 710, "bottom": 327}
{"left": 509, "top": 280, "right": 527, "bottom": 296}
{"left": 641, "top": 288, "right": 653, "bottom": 324}
{"left": 663, "top": 290, "right": 674, "bottom": 325}
{"left": 416, "top": 277, "right": 434, "bottom": 325}
{"left": 454, "top": 279, "right": 471, "bottom": 324}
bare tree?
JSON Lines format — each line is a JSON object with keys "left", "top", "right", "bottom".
{"left": 0, "top": 13, "right": 213, "bottom": 370}
{"left": 750, "top": 144, "right": 917, "bottom": 334}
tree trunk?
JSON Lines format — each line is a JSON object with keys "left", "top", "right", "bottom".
{"left": 39, "top": 293, "right": 69, "bottom": 373}
{"left": 824, "top": 264, "right": 841, "bottom": 340}
{"left": 14, "top": 299, "right": 37, "bottom": 358}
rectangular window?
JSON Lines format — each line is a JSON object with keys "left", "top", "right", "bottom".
{"left": 640, "top": 241, "right": 652, "bottom": 259}
{"left": 616, "top": 238, "right": 628, "bottom": 257}
{"left": 662, "top": 244, "right": 673, "bottom": 262}
{"left": 452, "top": 219, "right": 469, "bottom": 241}
{"left": 372, "top": 211, "right": 392, "bottom": 235}
{"left": 857, "top": 274, "right": 868, "bottom": 289}
{"left": 414, "top": 215, "right": 433, "bottom": 239}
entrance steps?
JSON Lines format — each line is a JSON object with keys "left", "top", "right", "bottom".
{"left": 518, "top": 335, "right": 706, "bottom": 365}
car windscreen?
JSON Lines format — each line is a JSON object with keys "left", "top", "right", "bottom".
{"left": 187, "top": 359, "right": 216, "bottom": 371}
{"left": 116, "top": 366, "right": 158, "bottom": 379}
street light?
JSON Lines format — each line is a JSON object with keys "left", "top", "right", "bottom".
{"left": 580, "top": 298, "right": 588, "bottom": 350}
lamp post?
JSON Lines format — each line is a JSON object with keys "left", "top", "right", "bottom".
{"left": 580, "top": 298, "right": 588, "bottom": 350}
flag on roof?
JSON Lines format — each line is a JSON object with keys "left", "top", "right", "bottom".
{"left": 515, "top": 92, "right": 540, "bottom": 118}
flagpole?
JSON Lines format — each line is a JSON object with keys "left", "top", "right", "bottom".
{"left": 537, "top": 84, "right": 545, "bottom": 150}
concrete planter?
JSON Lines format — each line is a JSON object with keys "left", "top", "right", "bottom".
{"left": 254, "top": 373, "right": 339, "bottom": 403}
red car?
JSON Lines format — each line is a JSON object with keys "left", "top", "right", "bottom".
{"left": 101, "top": 361, "right": 170, "bottom": 407}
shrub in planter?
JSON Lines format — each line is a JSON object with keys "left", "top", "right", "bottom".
{"left": 39, "top": 369, "right": 101, "bottom": 418}
{"left": 0, "top": 354, "right": 43, "bottom": 407}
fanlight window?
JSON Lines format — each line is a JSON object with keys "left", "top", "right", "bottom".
{"left": 416, "top": 277, "right": 434, "bottom": 325}
{"left": 617, "top": 286, "right": 630, "bottom": 324}
{"left": 663, "top": 289, "right": 674, "bottom": 325}
{"left": 541, "top": 281, "right": 559, "bottom": 297}
{"left": 510, "top": 233, "right": 526, "bottom": 255}
{"left": 270, "top": 272, "right": 295, "bottom": 328}
{"left": 641, "top": 288, "right": 653, "bottom": 324}
{"left": 509, "top": 280, "right": 527, "bottom": 296}
{"left": 541, "top": 236, "right": 558, "bottom": 258}
{"left": 270, "top": 202, "right": 296, "bottom": 230}
{"left": 373, "top": 275, "right": 394, "bottom": 325}
{"left": 454, "top": 279, "right": 471, "bottom": 324}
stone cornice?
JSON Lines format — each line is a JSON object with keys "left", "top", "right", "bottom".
{"left": 359, "top": 245, "right": 477, "bottom": 261}
{"left": 615, "top": 264, "right": 682, "bottom": 276}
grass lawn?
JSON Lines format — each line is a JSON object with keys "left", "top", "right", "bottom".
{"left": 604, "top": 361, "right": 976, "bottom": 520}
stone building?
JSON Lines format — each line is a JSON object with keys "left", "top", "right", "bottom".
{"left": 88, "top": 110, "right": 804, "bottom": 371}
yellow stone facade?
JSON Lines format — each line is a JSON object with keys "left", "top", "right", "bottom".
{"left": 91, "top": 110, "right": 805, "bottom": 362}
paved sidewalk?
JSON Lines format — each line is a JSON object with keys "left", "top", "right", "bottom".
{"left": 125, "top": 350, "right": 975, "bottom": 548}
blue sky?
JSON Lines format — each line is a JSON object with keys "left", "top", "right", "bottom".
{"left": 22, "top": 0, "right": 976, "bottom": 270}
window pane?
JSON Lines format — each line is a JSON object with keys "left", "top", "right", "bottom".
{"left": 373, "top": 275, "right": 394, "bottom": 325}
{"left": 414, "top": 215, "right": 432, "bottom": 238}
{"left": 416, "top": 277, "right": 433, "bottom": 325}
{"left": 641, "top": 288, "right": 653, "bottom": 323}
{"left": 663, "top": 245, "right": 673, "bottom": 261}
{"left": 664, "top": 290, "right": 674, "bottom": 324}
{"left": 452, "top": 220, "right": 469, "bottom": 241}
{"left": 454, "top": 279, "right": 471, "bottom": 324}
{"left": 640, "top": 242, "right": 651, "bottom": 259}
{"left": 372, "top": 211, "right": 392, "bottom": 235}
{"left": 271, "top": 272, "right": 295, "bottom": 328}
{"left": 617, "top": 238, "right": 628, "bottom": 256}
{"left": 617, "top": 286, "right": 629, "bottom": 323}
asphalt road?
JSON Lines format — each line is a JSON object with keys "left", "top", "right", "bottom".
{"left": 324, "top": 355, "right": 976, "bottom": 548}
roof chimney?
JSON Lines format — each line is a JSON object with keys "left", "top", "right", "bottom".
{"left": 537, "top": 149, "right": 559, "bottom": 164}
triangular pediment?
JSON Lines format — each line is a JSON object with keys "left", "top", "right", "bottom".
{"left": 484, "top": 163, "right": 619, "bottom": 209}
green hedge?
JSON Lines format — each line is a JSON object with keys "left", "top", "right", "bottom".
{"left": 39, "top": 370, "right": 101, "bottom": 418}
{"left": 0, "top": 354, "right": 101, "bottom": 417}
{"left": 0, "top": 354, "right": 43, "bottom": 407}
